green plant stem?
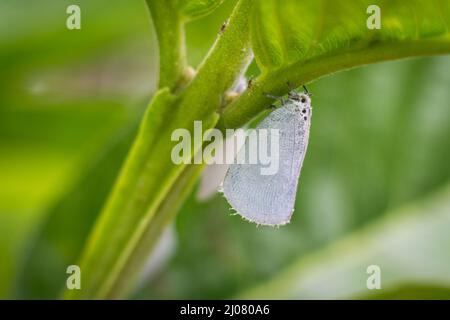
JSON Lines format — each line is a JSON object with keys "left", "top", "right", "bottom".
{"left": 219, "top": 39, "right": 450, "bottom": 129}
{"left": 106, "top": 164, "right": 204, "bottom": 298}
{"left": 63, "top": 0, "right": 253, "bottom": 299}
{"left": 146, "top": 0, "right": 187, "bottom": 90}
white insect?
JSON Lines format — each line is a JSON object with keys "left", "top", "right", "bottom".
{"left": 222, "top": 90, "right": 312, "bottom": 226}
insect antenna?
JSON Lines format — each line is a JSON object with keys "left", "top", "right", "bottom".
{"left": 302, "top": 85, "right": 309, "bottom": 94}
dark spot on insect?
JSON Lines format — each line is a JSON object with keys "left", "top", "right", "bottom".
{"left": 301, "top": 97, "right": 306, "bottom": 103}
{"left": 303, "top": 116, "right": 308, "bottom": 121}
{"left": 302, "top": 109, "right": 306, "bottom": 114}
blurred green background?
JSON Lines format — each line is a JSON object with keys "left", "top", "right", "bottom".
{"left": 0, "top": 0, "right": 449, "bottom": 299}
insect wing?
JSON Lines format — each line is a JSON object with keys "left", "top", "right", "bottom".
{"left": 223, "top": 101, "right": 311, "bottom": 226}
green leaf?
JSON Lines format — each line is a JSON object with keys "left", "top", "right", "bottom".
{"left": 253, "top": 0, "right": 449, "bottom": 70}
{"left": 220, "top": 0, "right": 450, "bottom": 128}
{"left": 237, "top": 184, "right": 450, "bottom": 299}
{"left": 178, "top": 0, "right": 227, "bottom": 20}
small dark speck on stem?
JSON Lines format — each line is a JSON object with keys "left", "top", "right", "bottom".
{"left": 220, "top": 21, "right": 228, "bottom": 34}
